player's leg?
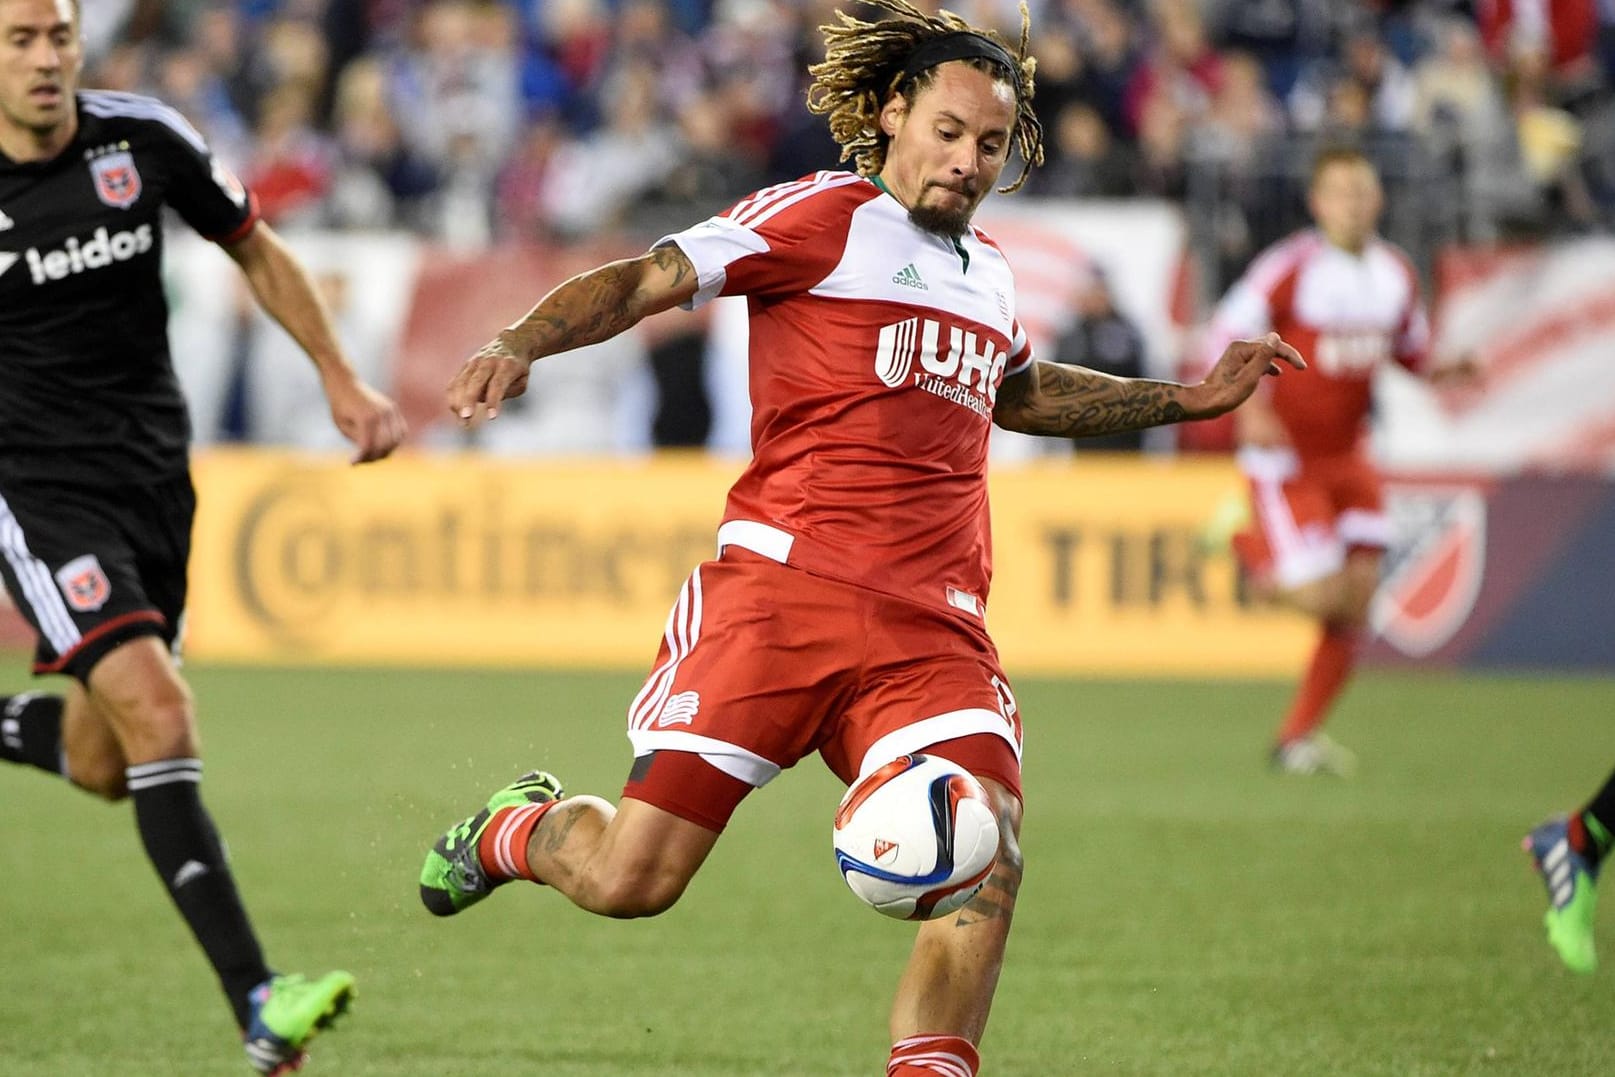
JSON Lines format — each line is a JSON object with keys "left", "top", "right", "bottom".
{"left": 1524, "top": 765, "right": 1615, "bottom": 973}
{"left": 420, "top": 762, "right": 729, "bottom": 918}
{"left": 836, "top": 602, "right": 1027, "bottom": 1077}
{"left": 88, "top": 635, "right": 354, "bottom": 1068}
{"left": 1239, "top": 461, "right": 1378, "bottom": 774}
{"left": 3, "top": 679, "right": 140, "bottom": 799}
{"left": 887, "top": 773, "right": 1023, "bottom": 1077}
{"left": 1268, "top": 548, "right": 1377, "bottom": 769}
{"left": 423, "top": 550, "right": 836, "bottom": 920}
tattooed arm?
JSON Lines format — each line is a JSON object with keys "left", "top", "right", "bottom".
{"left": 447, "top": 243, "right": 700, "bottom": 423}
{"left": 993, "top": 332, "right": 1306, "bottom": 438}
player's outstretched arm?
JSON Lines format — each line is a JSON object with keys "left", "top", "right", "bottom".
{"left": 224, "top": 221, "right": 407, "bottom": 464}
{"left": 993, "top": 333, "right": 1305, "bottom": 438}
{"left": 447, "top": 244, "right": 700, "bottom": 425}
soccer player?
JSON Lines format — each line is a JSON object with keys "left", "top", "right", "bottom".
{"left": 1202, "top": 147, "right": 1469, "bottom": 776}
{"left": 1524, "top": 767, "right": 1615, "bottom": 973}
{"left": 0, "top": 1, "right": 405, "bottom": 1071}
{"left": 419, "top": 2, "right": 1302, "bottom": 1073}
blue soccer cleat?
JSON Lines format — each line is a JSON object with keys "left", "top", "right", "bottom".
{"left": 241, "top": 970, "right": 355, "bottom": 1074}
{"left": 1523, "top": 815, "right": 1599, "bottom": 974}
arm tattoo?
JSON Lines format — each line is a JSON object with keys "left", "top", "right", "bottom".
{"left": 995, "top": 362, "right": 1191, "bottom": 438}
{"left": 648, "top": 243, "right": 695, "bottom": 291}
{"left": 503, "top": 247, "right": 694, "bottom": 361}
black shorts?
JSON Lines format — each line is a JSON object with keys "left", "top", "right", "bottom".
{"left": 0, "top": 472, "right": 194, "bottom": 682}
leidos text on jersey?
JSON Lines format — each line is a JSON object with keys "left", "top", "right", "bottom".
{"left": 16, "top": 224, "right": 154, "bottom": 284}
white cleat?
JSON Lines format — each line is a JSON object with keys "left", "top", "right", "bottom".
{"left": 1272, "top": 732, "right": 1358, "bottom": 777}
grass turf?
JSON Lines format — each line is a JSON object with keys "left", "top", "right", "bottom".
{"left": 1, "top": 662, "right": 1611, "bottom": 1075}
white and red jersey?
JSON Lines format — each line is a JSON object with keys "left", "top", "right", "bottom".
{"left": 1205, "top": 229, "right": 1430, "bottom": 459}
{"left": 659, "top": 171, "right": 1033, "bottom": 619}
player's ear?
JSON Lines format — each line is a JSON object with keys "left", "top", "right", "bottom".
{"left": 879, "top": 93, "right": 908, "bottom": 138}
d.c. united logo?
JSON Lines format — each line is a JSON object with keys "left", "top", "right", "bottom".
{"left": 55, "top": 554, "right": 112, "bottom": 613}
{"left": 1370, "top": 485, "right": 1488, "bottom": 657}
{"left": 90, "top": 151, "right": 142, "bottom": 209}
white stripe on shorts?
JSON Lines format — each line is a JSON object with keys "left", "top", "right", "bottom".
{"left": 0, "top": 492, "right": 83, "bottom": 656}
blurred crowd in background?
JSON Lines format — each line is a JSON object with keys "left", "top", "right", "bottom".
{"left": 88, "top": 0, "right": 1615, "bottom": 272}
{"left": 82, "top": 0, "right": 1615, "bottom": 455}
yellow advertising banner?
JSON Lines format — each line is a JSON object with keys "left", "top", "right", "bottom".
{"left": 187, "top": 450, "right": 1311, "bottom": 675}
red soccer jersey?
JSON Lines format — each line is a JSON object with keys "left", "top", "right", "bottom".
{"left": 1205, "top": 229, "right": 1429, "bottom": 459}
{"left": 660, "top": 171, "right": 1033, "bottom": 619}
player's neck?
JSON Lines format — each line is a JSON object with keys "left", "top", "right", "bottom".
{"left": 1321, "top": 230, "right": 1370, "bottom": 256}
{"left": 0, "top": 111, "right": 76, "bottom": 164}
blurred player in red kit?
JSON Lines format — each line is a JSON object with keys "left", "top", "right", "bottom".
{"left": 1203, "top": 147, "right": 1472, "bottom": 775}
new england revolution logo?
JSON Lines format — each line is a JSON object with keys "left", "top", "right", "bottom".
{"left": 89, "top": 150, "right": 142, "bottom": 209}
{"left": 1370, "top": 485, "right": 1488, "bottom": 657}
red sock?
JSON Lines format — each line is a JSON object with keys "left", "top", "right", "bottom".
{"left": 1275, "top": 624, "right": 1359, "bottom": 744}
{"left": 476, "top": 801, "right": 559, "bottom": 884}
{"left": 887, "top": 1035, "right": 979, "bottom": 1077}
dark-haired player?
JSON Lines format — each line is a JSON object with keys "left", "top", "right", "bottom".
{"left": 0, "top": 0, "right": 404, "bottom": 1071}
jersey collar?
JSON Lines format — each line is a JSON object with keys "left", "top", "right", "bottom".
{"left": 868, "top": 174, "right": 971, "bottom": 273}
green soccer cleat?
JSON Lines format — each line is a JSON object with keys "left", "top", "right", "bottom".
{"left": 242, "top": 970, "right": 355, "bottom": 1075}
{"left": 1523, "top": 815, "right": 1599, "bottom": 974}
{"left": 419, "top": 770, "right": 565, "bottom": 917}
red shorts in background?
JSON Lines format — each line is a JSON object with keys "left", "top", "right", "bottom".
{"left": 1234, "top": 446, "right": 1391, "bottom": 588}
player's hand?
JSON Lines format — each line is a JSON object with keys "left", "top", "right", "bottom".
{"left": 447, "top": 332, "right": 531, "bottom": 426}
{"left": 1190, "top": 332, "right": 1306, "bottom": 419}
{"left": 326, "top": 375, "right": 407, "bottom": 464}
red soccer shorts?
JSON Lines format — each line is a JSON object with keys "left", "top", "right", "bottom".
{"left": 620, "top": 547, "right": 1023, "bottom": 831}
{"left": 1235, "top": 446, "right": 1391, "bottom": 589}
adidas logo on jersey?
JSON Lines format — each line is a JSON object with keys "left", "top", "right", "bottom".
{"left": 0, "top": 224, "right": 154, "bottom": 285}
{"left": 891, "top": 263, "right": 928, "bottom": 290}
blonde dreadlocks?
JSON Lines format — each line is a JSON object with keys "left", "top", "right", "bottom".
{"left": 806, "top": 0, "right": 1044, "bottom": 194}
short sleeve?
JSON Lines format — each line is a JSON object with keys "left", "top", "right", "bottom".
{"left": 656, "top": 172, "right": 874, "bottom": 310}
{"left": 148, "top": 109, "right": 259, "bottom": 244}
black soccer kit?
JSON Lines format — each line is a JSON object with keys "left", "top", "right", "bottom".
{"left": 0, "top": 90, "right": 258, "bottom": 680}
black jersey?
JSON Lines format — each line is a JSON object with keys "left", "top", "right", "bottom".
{"left": 0, "top": 90, "right": 257, "bottom": 485}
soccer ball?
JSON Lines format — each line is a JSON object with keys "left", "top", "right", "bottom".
{"left": 832, "top": 753, "right": 1000, "bottom": 921}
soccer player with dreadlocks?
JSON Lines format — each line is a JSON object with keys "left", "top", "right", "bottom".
{"left": 417, "top": 3, "right": 1303, "bottom": 1071}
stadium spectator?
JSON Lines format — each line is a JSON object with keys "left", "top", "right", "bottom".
{"left": 1524, "top": 766, "right": 1615, "bottom": 973}
{"left": 416, "top": 6, "right": 1301, "bottom": 1077}
{"left": 241, "top": 81, "right": 333, "bottom": 226}
{"left": 1122, "top": 0, "right": 1224, "bottom": 137}
{"left": 325, "top": 54, "right": 441, "bottom": 230}
{"left": 1201, "top": 147, "right": 1471, "bottom": 776}
{"left": 1029, "top": 99, "right": 1137, "bottom": 196}
{"left": 1289, "top": 21, "right": 1418, "bottom": 135}
{"left": 0, "top": 0, "right": 404, "bottom": 1070}
{"left": 1048, "top": 266, "right": 1150, "bottom": 451}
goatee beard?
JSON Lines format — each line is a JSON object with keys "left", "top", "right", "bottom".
{"left": 908, "top": 203, "right": 972, "bottom": 239}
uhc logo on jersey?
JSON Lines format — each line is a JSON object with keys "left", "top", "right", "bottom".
{"left": 6, "top": 225, "right": 155, "bottom": 285}
{"left": 874, "top": 316, "right": 1008, "bottom": 417}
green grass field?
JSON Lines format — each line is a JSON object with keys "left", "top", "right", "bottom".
{"left": 2, "top": 660, "right": 1612, "bottom": 1076}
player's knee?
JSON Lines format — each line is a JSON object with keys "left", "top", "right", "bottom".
{"left": 102, "top": 690, "right": 198, "bottom": 761}
{"left": 590, "top": 865, "right": 690, "bottom": 918}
